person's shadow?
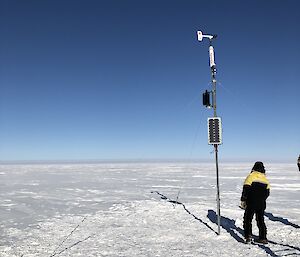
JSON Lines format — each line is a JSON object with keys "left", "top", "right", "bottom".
{"left": 264, "top": 212, "right": 300, "bottom": 229}
{"left": 207, "top": 209, "right": 244, "bottom": 242}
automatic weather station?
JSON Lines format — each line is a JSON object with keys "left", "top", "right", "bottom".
{"left": 197, "top": 30, "right": 223, "bottom": 235}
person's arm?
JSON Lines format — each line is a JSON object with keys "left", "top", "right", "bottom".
{"left": 241, "top": 184, "right": 251, "bottom": 201}
{"left": 241, "top": 174, "right": 252, "bottom": 201}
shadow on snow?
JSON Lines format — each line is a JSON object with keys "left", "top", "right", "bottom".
{"left": 208, "top": 210, "right": 300, "bottom": 257}
{"left": 151, "top": 191, "right": 217, "bottom": 235}
{"left": 264, "top": 212, "right": 300, "bottom": 229}
{"left": 151, "top": 192, "right": 300, "bottom": 257}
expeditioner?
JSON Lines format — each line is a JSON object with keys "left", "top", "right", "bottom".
{"left": 240, "top": 161, "right": 270, "bottom": 244}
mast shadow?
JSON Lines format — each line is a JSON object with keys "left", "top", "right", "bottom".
{"left": 181, "top": 203, "right": 218, "bottom": 235}
{"left": 151, "top": 191, "right": 217, "bottom": 235}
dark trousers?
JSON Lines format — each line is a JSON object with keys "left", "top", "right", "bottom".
{"left": 243, "top": 207, "right": 267, "bottom": 239}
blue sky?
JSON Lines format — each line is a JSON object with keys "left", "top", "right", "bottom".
{"left": 0, "top": 0, "right": 299, "bottom": 162}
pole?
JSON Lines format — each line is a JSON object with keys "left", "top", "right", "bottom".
{"left": 198, "top": 31, "right": 221, "bottom": 235}
{"left": 210, "top": 40, "right": 221, "bottom": 235}
{"left": 215, "top": 144, "right": 221, "bottom": 235}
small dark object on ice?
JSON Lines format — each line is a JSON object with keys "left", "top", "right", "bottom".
{"left": 244, "top": 237, "right": 252, "bottom": 244}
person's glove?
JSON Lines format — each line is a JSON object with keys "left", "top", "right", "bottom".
{"left": 239, "top": 201, "right": 247, "bottom": 210}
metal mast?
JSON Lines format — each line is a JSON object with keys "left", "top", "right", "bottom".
{"left": 197, "top": 30, "right": 221, "bottom": 235}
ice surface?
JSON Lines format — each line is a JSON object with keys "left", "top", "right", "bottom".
{"left": 0, "top": 162, "right": 299, "bottom": 256}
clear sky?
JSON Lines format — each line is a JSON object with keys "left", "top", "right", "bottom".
{"left": 0, "top": 0, "right": 299, "bottom": 162}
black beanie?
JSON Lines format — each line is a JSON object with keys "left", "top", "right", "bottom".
{"left": 252, "top": 161, "right": 265, "bottom": 173}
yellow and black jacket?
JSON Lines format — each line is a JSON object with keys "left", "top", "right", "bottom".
{"left": 241, "top": 170, "right": 270, "bottom": 210}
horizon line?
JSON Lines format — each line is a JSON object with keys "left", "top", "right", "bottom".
{"left": 0, "top": 157, "right": 296, "bottom": 165}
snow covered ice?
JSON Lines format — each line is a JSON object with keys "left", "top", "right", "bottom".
{"left": 0, "top": 162, "right": 299, "bottom": 256}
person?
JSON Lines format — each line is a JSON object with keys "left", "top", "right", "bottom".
{"left": 240, "top": 161, "right": 270, "bottom": 244}
{"left": 297, "top": 155, "right": 300, "bottom": 171}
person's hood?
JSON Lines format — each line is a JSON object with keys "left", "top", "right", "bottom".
{"left": 251, "top": 161, "right": 265, "bottom": 173}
